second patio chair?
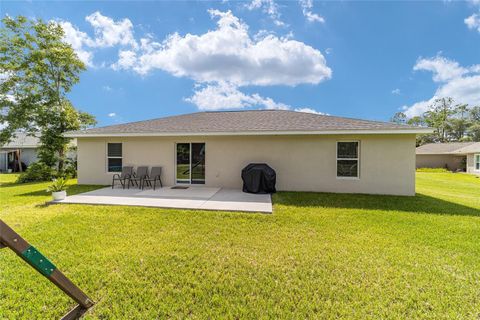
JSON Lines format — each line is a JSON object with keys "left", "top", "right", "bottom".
{"left": 128, "top": 166, "right": 149, "bottom": 189}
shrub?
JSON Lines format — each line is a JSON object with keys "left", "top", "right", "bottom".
{"left": 46, "top": 178, "right": 67, "bottom": 192}
{"left": 61, "top": 158, "right": 77, "bottom": 179}
{"left": 16, "top": 162, "right": 56, "bottom": 183}
{"left": 416, "top": 168, "right": 450, "bottom": 173}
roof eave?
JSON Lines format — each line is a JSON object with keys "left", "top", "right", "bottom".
{"left": 65, "top": 128, "right": 433, "bottom": 138}
{"left": 0, "top": 145, "right": 39, "bottom": 149}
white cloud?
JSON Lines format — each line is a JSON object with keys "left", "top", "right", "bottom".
{"left": 464, "top": 0, "right": 480, "bottom": 33}
{"left": 391, "top": 88, "right": 401, "bottom": 95}
{"left": 299, "top": 0, "right": 325, "bottom": 23}
{"left": 112, "top": 50, "right": 137, "bottom": 70}
{"left": 102, "top": 85, "right": 112, "bottom": 91}
{"left": 246, "top": 0, "right": 285, "bottom": 26}
{"left": 465, "top": 13, "right": 480, "bottom": 32}
{"left": 108, "top": 112, "right": 117, "bottom": 117}
{"left": 58, "top": 12, "right": 137, "bottom": 67}
{"left": 185, "top": 82, "right": 290, "bottom": 111}
{"left": 60, "top": 10, "right": 330, "bottom": 112}
{"left": 435, "top": 75, "right": 480, "bottom": 105}
{"left": 116, "top": 9, "right": 331, "bottom": 86}
{"left": 403, "top": 55, "right": 480, "bottom": 117}
{"left": 294, "top": 107, "right": 325, "bottom": 114}
{"left": 59, "top": 21, "right": 94, "bottom": 66}
{"left": 413, "top": 55, "right": 467, "bottom": 82}
{"left": 85, "top": 12, "right": 137, "bottom": 48}
{"left": 402, "top": 98, "right": 436, "bottom": 118}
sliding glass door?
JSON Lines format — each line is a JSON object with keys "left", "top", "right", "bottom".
{"left": 176, "top": 143, "right": 205, "bottom": 184}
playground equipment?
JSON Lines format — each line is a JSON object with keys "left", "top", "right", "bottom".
{"left": 0, "top": 219, "right": 94, "bottom": 319}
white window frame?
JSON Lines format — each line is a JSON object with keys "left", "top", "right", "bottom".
{"left": 106, "top": 142, "right": 123, "bottom": 173}
{"left": 475, "top": 154, "right": 480, "bottom": 172}
{"left": 336, "top": 140, "right": 360, "bottom": 179}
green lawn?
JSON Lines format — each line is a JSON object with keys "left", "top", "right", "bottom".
{"left": 0, "top": 173, "right": 479, "bottom": 319}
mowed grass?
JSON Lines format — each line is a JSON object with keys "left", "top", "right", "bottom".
{"left": 0, "top": 173, "right": 479, "bottom": 319}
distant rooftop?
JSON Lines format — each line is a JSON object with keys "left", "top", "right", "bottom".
{"left": 416, "top": 142, "right": 480, "bottom": 155}
{"left": 1, "top": 133, "right": 40, "bottom": 148}
{"left": 66, "top": 110, "right": 431, "bottom": 137}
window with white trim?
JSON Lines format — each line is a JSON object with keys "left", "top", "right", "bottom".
{"left": 337, "top": 141, "right": 359, "bottom": 178}
{"left": 107, "top": 143, "right": 122, "bottom": 172}
{"left": 475, "top": 154, "right": 480, "bottom": 171}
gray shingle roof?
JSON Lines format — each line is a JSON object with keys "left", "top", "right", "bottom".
{"left": 416, "top": 142, "right": 478, "bottom": 155}
{"left": 452, "top": 142, "right": 480, "bottom": 154}
{"left": 66, "top": 110, "right": 431, "bottom": 137}
{"left": 1, "top": 133, "right": 40, "bottom": 148}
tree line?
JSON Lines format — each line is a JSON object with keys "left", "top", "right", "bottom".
{"left": 391, "top": 97, "right": 480, "bottom": 146}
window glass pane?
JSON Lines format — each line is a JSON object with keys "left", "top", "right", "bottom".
{"left": 108, "top": 158, "right": 122, "bottom": 172}
{"left": 176, "top": 143, "right": 190, "bottom": 183}
{"left": 191, "top": 143, "right": 206, "bottom": 184}
{"left": 476, "top": 155, "right": 480, "bottom": 170}
{"left": 337, "top": 142, "right": 358, "bottom": 159}
{"left": 108, "top": 143, "right": 122, "bottom": 157}
{"left": 337, "top": 160, "right": 358, "bottom": 177}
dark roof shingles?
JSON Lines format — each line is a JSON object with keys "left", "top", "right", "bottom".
{"left": 71, "top": 110, "right": 423, "bottom": 135}
{"left": 416, "top": 142, "right": 476, "bottom": 154}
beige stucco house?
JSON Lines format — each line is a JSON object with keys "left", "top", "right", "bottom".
{"left": 65, "top": 110, "right": 432, "bottom": 196}
{"left": 416, "top": 142, "right": 480, "bottom": 175}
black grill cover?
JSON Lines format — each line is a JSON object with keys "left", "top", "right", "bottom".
{"left": 241, "top": 163, "right": 276, "bottom": 194}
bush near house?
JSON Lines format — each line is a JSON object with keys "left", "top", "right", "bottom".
{"left": 16, "top": 162, "right": 56, "bottom": 183}
{"left": 16, "top": 159, "right": 77, "bottom": 183}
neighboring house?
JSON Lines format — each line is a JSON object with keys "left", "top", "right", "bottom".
{"left": 65, "top": 110, "right": 431, "bottom": 196}
{"left": 416, "top": 142, "right": 480, "bottom": 175}
{"left": 0, "top": 133, "right": 78, "bottom": 173}
{"left": 0, "top": 133, "right": 40, "bottom": 173}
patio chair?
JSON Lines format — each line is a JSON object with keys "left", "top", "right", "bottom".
{"left": 142, "top": 166, "right": 163, "bottom": 190}
{"left": 112, "top": 166, "right": 133, "bottom": 189}
{"left": 129, "top": 166, "right": 149, "bottom": 189}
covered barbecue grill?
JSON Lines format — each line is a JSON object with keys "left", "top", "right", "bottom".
{"left": 241, "top": 163, "right": 276, "bottom": 194}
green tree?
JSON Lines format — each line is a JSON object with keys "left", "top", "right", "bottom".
{"left": 406, "top": 116, "right": 425, "bottom": 127}
{"left": 390, "top": 112, "right": 407, "bottom": 124}
{"left": 0, "top": 16, "right": 96, "bottom": 171}
{"left": 405, "top": 115, "right": 434, "bottom": 146}
{"left": 467, "top": 106, "right": 480, "bottom": 141}
{"left": 390, "top": 98, "right": 480, "bottom": 146}
{"left": 423, "top": 97, "right": 455, "bottom": 143}
{"left": 448, "top": 103, "right": 469, "bottom": 141}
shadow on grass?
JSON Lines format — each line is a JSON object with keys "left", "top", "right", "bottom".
{"left": 17, "top": 184, "right": 106, "bottom": 197}
{"left": 273, "top": 192, "right": 480, "bottom": 217}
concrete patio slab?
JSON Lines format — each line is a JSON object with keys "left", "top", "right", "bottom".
{"left": 55, "top": 186, "right": 272, "bottom": 213}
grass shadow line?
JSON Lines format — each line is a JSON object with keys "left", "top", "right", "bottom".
{"left": 273, "top": 191, "right": 480, "bottom": 217}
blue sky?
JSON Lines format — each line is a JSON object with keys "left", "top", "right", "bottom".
{"left": 2, "top": 0, "right": 480, "bottom": 126}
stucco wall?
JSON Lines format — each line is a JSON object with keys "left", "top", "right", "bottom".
{"left": 77, "top": 134, "right": 417, "bottom": 196}
{"left": 416, "top": 154, "right": 466, "bottom": 171}
{"left": 466, "top": 153, "right": 480, "bottom": 175}
{"left": 21, "top": 148, "right": 39, "bottom": 166}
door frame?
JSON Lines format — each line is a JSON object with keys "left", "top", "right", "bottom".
{"left": 174, "top": 142, "right": 206, "bottom": 185}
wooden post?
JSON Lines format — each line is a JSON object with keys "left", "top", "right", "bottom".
{"left": 0, "top": 219, "right": 94, "bottom": 319}
{"left": 17, "top": 149, "right": 22, "bottom": 172}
